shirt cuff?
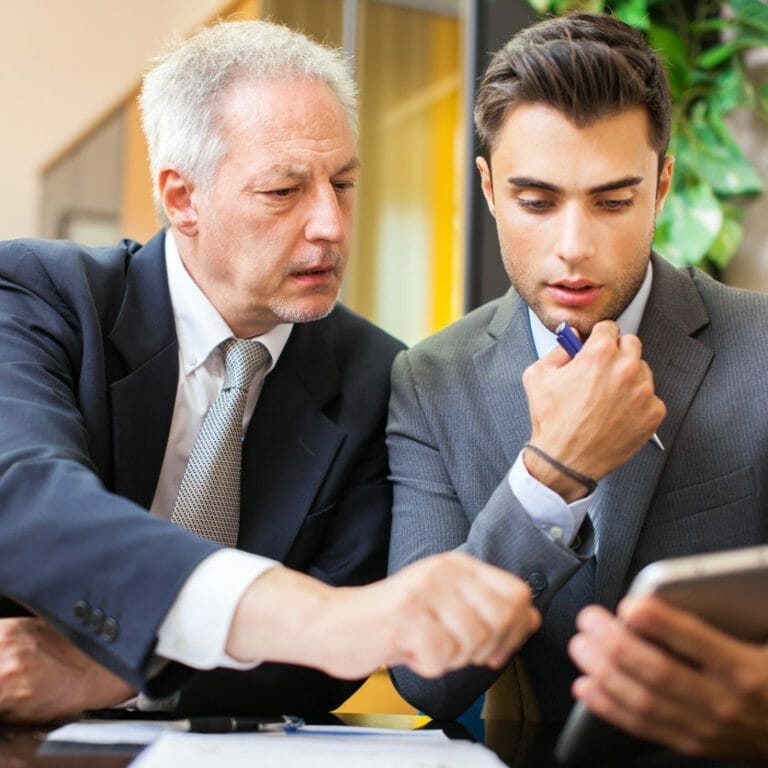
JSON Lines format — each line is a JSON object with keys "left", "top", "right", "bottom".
{"left": 155, "top": 549, "right": 279, "bottom": 670}
{"left": 508, "top": 451, "right": 595, "bottom": 547}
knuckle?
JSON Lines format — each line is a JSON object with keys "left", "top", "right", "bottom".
{"left": 397, "top": 589, "right": 423, "bottom": 618}
{"left": 642, "top": 658, "right": 674, "bottom": 689}
{"left": 630, "top": 687, "right": 657, "bottom": 718}
{"left": 614, "top": 356, "right": 641, "bottom": 386}
{"left": 676, "top": 731, "right": 707, "bottom": 757}
{"left": 589, "top": 335, "right": 615, "bottom": 356}
{"left": 732, "top": 664, "right": 764, "bottom": 698}
{"left": 711, "top": 695, "right": 746, "bottom": 726}
{"left": 635, "top": 377, "right": 654, "bottom": 400}
{"left": 2, "top": 655, "right": 26, "bottom": 679}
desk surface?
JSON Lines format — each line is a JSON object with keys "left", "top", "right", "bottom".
{"left": 1, "top": 714, "right": 762, "bottom": 768}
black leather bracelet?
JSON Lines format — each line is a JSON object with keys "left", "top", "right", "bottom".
{"left": 523, "top": 442, "right": 598, "bottom": 494}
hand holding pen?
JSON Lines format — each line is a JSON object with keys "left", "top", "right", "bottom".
{"left": 555, "top": 321, "right": 664, "bottom": 450}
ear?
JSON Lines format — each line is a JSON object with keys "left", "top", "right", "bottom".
{"left": 158, "top": 168, "right": 199, "bottom": 236}
{"left": 654, "top": 155, "right": 674, "bottom": 217}
{"left": 476, "top": 156, "right": 495, "bottom": 218}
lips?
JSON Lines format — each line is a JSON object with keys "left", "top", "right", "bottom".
{"left": 292, "top": 266, "right": 334, "bottom": 276}
{"left": 547, "top": 279, "right": 601, "bottom": 307}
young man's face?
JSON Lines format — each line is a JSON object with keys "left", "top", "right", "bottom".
{"left": 477, "top": 104, "right": 673, "bottom": 338}
{"left": 164, "top": 77, "right": 358, "bottom": 338}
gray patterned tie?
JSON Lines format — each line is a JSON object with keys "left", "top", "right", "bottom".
{"left": 171, "top": 338, "right": 271, "bottom": 546}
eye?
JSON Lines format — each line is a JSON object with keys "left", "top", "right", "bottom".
{"left": 600, "top": 198, "right": 633, "bottom": 211}
{"left": 332, "top": 180, "right": 356, "bottom": 193}
{"left": 268, "top": 187, "right": 298, "bottom": 198}
{"left": 515, "top": 197, "right": 553, "bottom": 212}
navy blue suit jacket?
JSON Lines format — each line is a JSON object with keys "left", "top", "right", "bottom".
{"left": 0, "top": 231, "right": 404, "bottom": 715}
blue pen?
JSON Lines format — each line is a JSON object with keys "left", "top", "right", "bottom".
{"left": 555, "top": 321, "right": 664, "bottom": 451}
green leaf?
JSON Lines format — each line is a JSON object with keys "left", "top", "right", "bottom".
{"left": 679, "top": 112, "right": 764, "bottom": 195}
{"left": 696, "top": 37, "right": 768, "bottom": 69}
{"left": 728, "top": 0, "right": 768, "bottom": 35}
{"left": 612, "top": 0, "right": 650, "bottom": 31}
{"left": 527, "top": 0, "right": 552, "bottom": 13}
{"left": 707, "top": 212, "right": 744, "bottom": 270}
{"left": 689, "top": 19, "right": 737, "bottom": 34}
{"left": 654, "top": 183, "right": 723, "bottom": 267}
{"left": 757, "top": 83, "right": 768, "bottom": 120}
{"left": 709, "top": 63, "right": 751, "bottom": 114}
{"left": 649, "top": 24, "right": 692, "bottom": 100}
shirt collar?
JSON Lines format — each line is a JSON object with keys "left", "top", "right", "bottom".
{"left": 164, "top": 230, "right": 293, "bottom": 375}
{"left": 529, "top": 260, "right": 654, "bottom": 359}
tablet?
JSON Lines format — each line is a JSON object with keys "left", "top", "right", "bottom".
{"left": 554, "top": 544, "right": 768, "bottom": 765}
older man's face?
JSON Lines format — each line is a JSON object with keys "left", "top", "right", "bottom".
{"left": 175, "top": 77, "right": 358, "bottom": 338}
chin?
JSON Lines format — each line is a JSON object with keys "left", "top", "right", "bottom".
{"left": 271, "top": 296, "right": 338, "bottom": 325}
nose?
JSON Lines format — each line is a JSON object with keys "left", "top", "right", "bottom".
{"left": 555, "top": 202, "right": 595, "bottom": 266}
{"left": 305, "top": 184, "right": 347, "bottom": 244}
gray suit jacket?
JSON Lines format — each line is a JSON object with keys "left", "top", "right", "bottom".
{"left": 387, "top": 254, "right": 768, "bottom": 720}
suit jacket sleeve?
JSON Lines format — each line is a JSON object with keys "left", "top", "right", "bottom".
{"left": 0, "top": 240, "right": 219, "bottom": 690}
{"left": 386, "top": 346, "right": 588, "bottom": 719}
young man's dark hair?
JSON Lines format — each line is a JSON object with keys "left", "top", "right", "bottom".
{"left": 474, "top": 12, "right": 671, "bottom": 172}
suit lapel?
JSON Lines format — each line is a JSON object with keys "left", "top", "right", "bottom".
{"left": 473, "top": 290, "right": 538, "bottom": 468}
{"left": 594, "top": 255, "right": 713, "bottom": 607}
{"left": 238, "top": 320, "right": 345, "bottom": 560}
{"left": 108, "top": 232, "right": 178, "bottom": 509}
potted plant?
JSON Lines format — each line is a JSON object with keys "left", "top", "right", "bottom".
{"left": 525, "top": 0, "right": 768, "bottom": 276}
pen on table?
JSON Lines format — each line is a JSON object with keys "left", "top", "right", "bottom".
{"left": 171, "top": 715, "right": 305, "bottom": 733}
{"left": 554, "top": 321, "right": 664, "bottom": 451}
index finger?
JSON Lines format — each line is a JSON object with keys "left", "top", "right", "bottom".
{"left": 583, "top": 319, "right": 621, "bottom": 348}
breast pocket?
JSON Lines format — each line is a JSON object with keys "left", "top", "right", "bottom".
{"left": 650, "top": 465, "right": 755, "bottom": 525}
{"left": 283, "top": 501, "right": 337, "bottom": 569}
{"left": 638, "top": 465, "right": 764, "bottom": 563}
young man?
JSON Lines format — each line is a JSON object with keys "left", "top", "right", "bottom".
{"left": 0, "top": 20, "right": 539, "bottom": 723}
{"left": 387, "top": 12, "right": 768, "bottom": 760}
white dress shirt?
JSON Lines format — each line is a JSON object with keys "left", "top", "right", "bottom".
{"left": 151, "top": 231, "right": 293, "bottom": 670}
{"left": 507, "top": 262, "right": 654, "bottom": 548}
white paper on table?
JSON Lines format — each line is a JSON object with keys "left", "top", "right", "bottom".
{"left": 45, "top": 720, "right": 180, "bottom": 744}
{"left": 47, "top": 721, "right": 172, "bottom": 745}
{"left": 129, "top": 730, "right": 507, "bottom": 768}
{"left": 46, "top": 721, "right": 446, "bottom": 747}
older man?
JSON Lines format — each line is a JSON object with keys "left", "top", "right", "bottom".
{"left": 0, "top": 20, "right": 538, "bottom": 723}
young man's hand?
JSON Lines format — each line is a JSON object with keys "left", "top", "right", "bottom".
{"left": 523, "top": 320, "right": 666, "bottom": 501}
{"left": 569, "top": 596, "right": 768, "bottom": 760}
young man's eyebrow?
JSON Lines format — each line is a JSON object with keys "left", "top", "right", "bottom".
{"left": 588, "top": 176, "right": 644, "bottom": 194}
{"left": 505, "top": 175, "right": 645, "bottom": 194}
{"left": 506, "top": 177, "right": 562, "bottom": 193}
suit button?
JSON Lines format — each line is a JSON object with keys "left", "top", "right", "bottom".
{"left": 90, "top": 608, "right": 105, "bottom": 632}
{"left": 102, "top": 617, "right": 119, "bottom": 642}
{"left": 73, "top": 600, "right": 91, "bottom": 624}
{"left": 526, "top": 571, "right": 548, "bottom": 598}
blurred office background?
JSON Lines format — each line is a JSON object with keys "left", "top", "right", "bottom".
{"left": 1, "top": 0, "right": 766, "bottom": 717}
{"left": 2, "top": 0, "right": 767, "bottom": 349}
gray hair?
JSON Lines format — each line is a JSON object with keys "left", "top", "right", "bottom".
{"left": 139, "top": 20, "right": 358, "bottom": 224}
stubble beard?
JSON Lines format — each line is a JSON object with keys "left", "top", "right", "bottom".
{"left": 268, "top": 251, "right": 344, "bottom": 325}
{"left": 507, "top": 235, "right": 654, "bottom": 340}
